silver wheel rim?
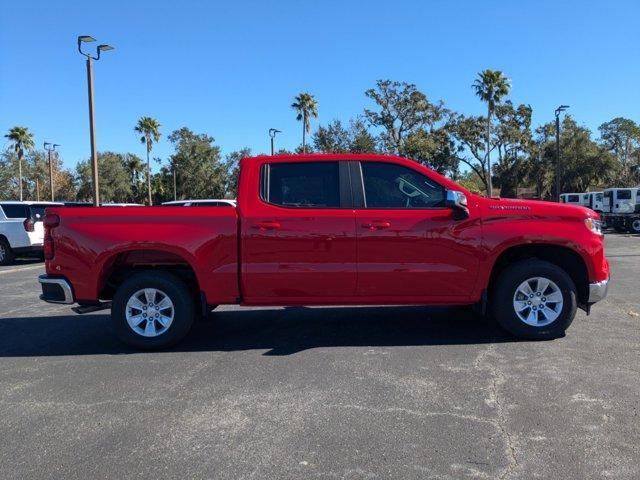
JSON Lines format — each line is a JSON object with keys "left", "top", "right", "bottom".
{"left": 125, "top": 288, "right": 174, "bottom": 337}
{"left": 513, "top": 277, "right": 563, "bottom": 327}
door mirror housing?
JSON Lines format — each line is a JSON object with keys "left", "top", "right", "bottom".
{"left": 445, "top": 190, "right": 469, "bottom": 219}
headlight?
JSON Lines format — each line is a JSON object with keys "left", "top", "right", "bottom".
{"left": 584, "top": 218, "right": 603, "bottom": 235}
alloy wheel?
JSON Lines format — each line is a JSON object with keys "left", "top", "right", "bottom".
{"left": 513, "top": 277, "right": 563, "bottom": 327}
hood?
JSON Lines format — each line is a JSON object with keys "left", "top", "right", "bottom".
{"left": 473, "top": 195, "right": 598, "bottom": 219}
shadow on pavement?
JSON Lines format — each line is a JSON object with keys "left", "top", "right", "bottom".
{"left": 0, "top": 305, "right": 516, "bottom": 357}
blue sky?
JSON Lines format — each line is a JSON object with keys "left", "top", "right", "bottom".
{"left": 1, "top": 0, "right": 639, "bottom": 171}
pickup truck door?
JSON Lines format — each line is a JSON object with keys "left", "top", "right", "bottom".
{"left": 353, "top": 161, "right": 480, "bottom": 300}
{"left": 240, "top": 160, "right": 357, "bottom": 303}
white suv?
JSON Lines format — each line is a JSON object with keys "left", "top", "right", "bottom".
{"left": 0, "top": 201, "right": 62, "bottom": 265}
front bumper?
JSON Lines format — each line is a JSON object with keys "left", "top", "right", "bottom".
{"left": 39, "top": 275, "right": 74, "bottom": 304}
{"left": 588, "top": 278, "right": 609, "bottom": 303}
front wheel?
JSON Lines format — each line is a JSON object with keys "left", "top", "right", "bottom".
{"left": 111, "top": 271, "right": 195, "bottom": 349}
{"left": 629, "top": 219, "right": 640, "bottom": 234}
{"left": 491, "top": 260, "right": 577, "bottom": 340}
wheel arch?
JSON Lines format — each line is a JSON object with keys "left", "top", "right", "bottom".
{"left": 487, "top": 244, "right": 589, "bottom": 306}
{"left": 98, "top": 248, "right": 202, "bottom": 302}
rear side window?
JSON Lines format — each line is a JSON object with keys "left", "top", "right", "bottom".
{"left": 567, "top": 195, "right": 580, "bottom": 202}
{"left": 1, "top": 204, "right": 28, "bottom": 218}
{"left": 27, "top": 205, "right": 57, "bottom": 220}
{"left": 262, "top": 162, "right": 340, "bottom": 208}
{"left": 361, "top": 162, "right": 445, "bottom": 208}
{"left": 617, "top": 190, "right": 632, "bottom": 200}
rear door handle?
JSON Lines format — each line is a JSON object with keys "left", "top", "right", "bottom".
{"left": 253, "top": 221, "right": 281, "bottom": 230}
{"left": 362, "top": 220, "right": 391, "bottom": 230}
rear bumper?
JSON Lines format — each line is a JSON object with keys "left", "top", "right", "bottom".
{"left": 38, "top": 275, "right": 74, "bottom": 304}
{"left": 588, "top": 278, "right": 609, "bottom": 304}
{"left": 13, "top": 245, "right": 43, "bottom": 254}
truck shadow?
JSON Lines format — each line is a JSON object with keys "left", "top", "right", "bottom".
{"left": 0, "top": 306, "right": 517, "bottom": 357}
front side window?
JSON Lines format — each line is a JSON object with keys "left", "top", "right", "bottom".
{"left": 1, "top": 204, "right": 28, "bottom": 218}
{"left": 263, "top": 162, "right": 340, "bottom": 208}
{"left": 361, "top": 162, "right": 445, "bottom": 208}
{"left": 567, "top": 195, "right": 580, "bottom": 202}
{"left": 617, "top": 189, "right": 632, "bottom": 200}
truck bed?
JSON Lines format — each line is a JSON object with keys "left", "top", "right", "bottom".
{"left": 46, "top": 206, "right": 239, "bottom": 305}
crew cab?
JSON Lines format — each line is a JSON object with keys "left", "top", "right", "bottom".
{"left": 0, "top": 201, "right": 62, "bottom": 265}
{"left": 38, "top": 154, "right": 609, "bottom": 349}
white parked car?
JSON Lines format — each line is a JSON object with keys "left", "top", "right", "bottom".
{"left": 0, "top": 201, "right": 63, "bottom": 265}
{"left": 161, "top": 199, "right": 237, "bottom": 207}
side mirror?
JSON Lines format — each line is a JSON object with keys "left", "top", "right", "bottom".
{"left": 445, "top": 190, "right": 469, "bottom": 220}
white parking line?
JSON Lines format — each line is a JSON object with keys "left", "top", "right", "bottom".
{"left": 0, "top": 264, "right": 44, "bottom": 275}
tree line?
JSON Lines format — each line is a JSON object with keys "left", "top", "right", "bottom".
{"left": 3, "top": 70, "right": 640, "bottom": 203}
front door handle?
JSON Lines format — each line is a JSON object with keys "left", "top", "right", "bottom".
{"left": 362, "top": 220, "right": 391, "bottom": 230}
{"left": 253, "top": 221, "right": 281, "bottom": 230}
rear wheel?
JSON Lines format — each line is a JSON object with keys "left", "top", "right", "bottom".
{"left": 0, "top": 238, "right": 14, "bottom": 266}
{"left": 491, "top": 260, "right": 577, "bottom": 340}
{"left": 111, "top": 271, "right": 195, "bottom": 349}
{"left": 630, "top": 219, "right": 640, "bottom": 234}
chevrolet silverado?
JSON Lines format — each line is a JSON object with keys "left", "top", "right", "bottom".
{"left": 38, "top": 154, "right": 609, "bottom": 349}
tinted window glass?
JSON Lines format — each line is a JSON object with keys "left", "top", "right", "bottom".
{"left": 28, "top": 204, "right": 58, "bottom": 220}
{"left": 265, "top": 162, "right": 340, "bottom": 208}
{"left": 617, "top": 190, "right": 631, "bottom": 200}
{"left": 362, "top": 162, "right": 445, "bottom": 208}
{"left": 595, "top": 193, "right": 603, "bottom": 202}
{"left": 567, "top": 195, "right": 580, "bottom": 202}
{"left": 1, "top": 204, "right": 28, "bottom": 218}
{"left": 190, "top": 202, "right": 231, "bottom": 207}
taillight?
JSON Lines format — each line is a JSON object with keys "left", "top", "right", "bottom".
{"left": 23, "top": 218, "right": 35, "bottom": 232}
{"left": 43, "top": 213, "right": 60, "bottom": 260}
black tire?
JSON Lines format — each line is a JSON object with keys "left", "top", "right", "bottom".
{"left": 0, "top": 238, "right": 14, "bottom": 266}
{"left": 629, "top": 219, "right": 640, "bottom": 234}
{"left": 111, "top": 271, "right": 195, "bottom": 349}
{"left": 491, "top": 259, "right": 577, "bottom": 340}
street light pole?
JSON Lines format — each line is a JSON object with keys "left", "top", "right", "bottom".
{"left": 78, "top": 36, "right": 114, "bottom": 206}
{"left": 554, "top": 105, "right": 569, "bottom": 201}
{"left": 269, "top": 128, "right": 281, "bottom": 155}
{"left": 44, "top": 142, "right": 59, "bottom": 201}
{"left": 86, "top": 54, "right": 99, "bottom": 206}
{"left": 173, "top": 164, "right": 177, "bottom": 201}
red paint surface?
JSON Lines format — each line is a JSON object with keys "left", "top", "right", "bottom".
{"left": 45, "top": 154, "right": 608, "bottom": 306}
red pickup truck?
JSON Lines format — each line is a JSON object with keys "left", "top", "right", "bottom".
{"left": 39, "top": 154, "right": 609, "bottom": 349}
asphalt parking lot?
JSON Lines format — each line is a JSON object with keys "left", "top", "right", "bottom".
{"left": 0, "top": 234, "right": 638, "bottom": 479}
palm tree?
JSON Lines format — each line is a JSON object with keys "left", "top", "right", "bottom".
{"left": 4, "top": 126, "right": 35, "bottom": 201}
{"left": 291, "top": 93, "right": 318, "bottom": 153}
{"left": 134, "top": 117, "right": 161, "bottom": 205}
{"left": 473, "top": 70, "right": 511, "bottom": 196}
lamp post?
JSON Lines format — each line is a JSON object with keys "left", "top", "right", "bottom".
{"left": 173, "top": 163, "right": 177, "bottom": 201}
{"left": 554, "top": 105, "right": 569, "bottom": 201}
{"left": 43, "top": 142, "right": 60, "bottom": 201}
{"left": 77, "top": 35, "right": 114, "bottom": 206}
{"left": 269, "top": 128, "right": 281, "bottom": 155}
